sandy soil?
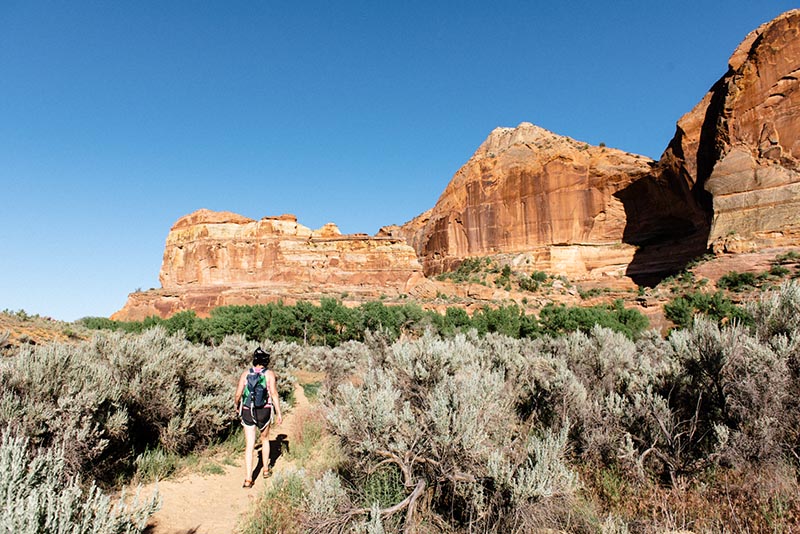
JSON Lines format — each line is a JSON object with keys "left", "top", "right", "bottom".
{"left": 143, "top": 383, "right": 311, "bottom": 534}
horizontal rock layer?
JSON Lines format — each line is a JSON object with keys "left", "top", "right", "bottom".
{"left": 659, "top": 9, "right": 800, "bottom": 248}
{"left": 113, "top": 209, "right": 424, "bottom": 320}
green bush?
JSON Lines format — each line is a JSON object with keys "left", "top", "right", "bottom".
{"left": 774, "top": 251, "right": 800, "bottom": 264}
{"left": 770, "top": 264, "right": 790, "bottom": 277}
{"left": 531, "top": 270, "right": 548, "bottom": 282}
{"left": 578, "top": 287, "right": 609, "bottom": 299}
{"left": 664, "top": 291, "right": 751, "bottom": 329}
{"left": 472, "top": 304, "right": 525, "bottom": 337}
{"left": 538, "top": 300, "right": 648, "bottom": 339}
{"left": 494, "top": 264, "right": 513, "bottom": 288}
{"left": 717, "top": 271, "right": 760, "bottom": 291}
{"left": 518, "top": 270, "right": 548, "bottom": 292}
{"left": 518, "top": 277, "right": 539, "bottom": 292}
{"left": 663, "top": 295, "right": 693, "bottom": 328}
{"left": 436, "top": 257, "right": 490, "bottom": 283}
{"left": 84, "top": 299, "right": 653, "bottom": 348}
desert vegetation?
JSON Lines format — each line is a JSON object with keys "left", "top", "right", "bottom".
{"left": 0, "top": 430, "right": 159, "bottom": 533}
{"left": 435, "top": 256, "right": 564, "bottom": 296}
{"left": 661, "top": 252, "right": 800, "bottom": 331}
{"left": 237, "top": 282, "right": 800, "bottom": 532}
{"left": 6, "top": 274, "right": 800, "bottom": 532}
{"left": 0, "top": 328, "right": 298, "bottom": 483}
{"left": 80, "top": 297, "right": 649, "bottom": 347}
{"left": 663, "top": 290, "right": 751, "bottom": 329}
{"left": 0, "top": 327, "right": 298, "bottom": 533}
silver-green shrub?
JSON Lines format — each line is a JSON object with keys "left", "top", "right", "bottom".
{"left": 749, "top": 280, "right": 800, "bottom": 341}
{"left": 305, "top": 470, "right": 349, "bottom": 518}
{"left": 509, "top": 326, "right": 679, "bottom": 476}
{"left": 304, "top": 284, "right": 800, "bottom": 530}
{"left": 487, "top": 424, "right": 579, "bottom": 502}
{"left": 320, "top": 331, "right": 584, "bottom": 531}
{"left": 668, "top": 318, "right": 790, "bottom": 466}
{"left": 0, "top": 327, "right": 273, "bottom": 482}
{"left": 0, "top": 429, "right": 159, "bottom": 534}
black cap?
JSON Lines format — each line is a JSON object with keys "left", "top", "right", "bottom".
{"left": 252, "top": 347, "right": 270, "bottom": 367}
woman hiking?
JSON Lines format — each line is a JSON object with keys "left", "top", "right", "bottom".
{"left": 234, "top": 347, "right": 283, "bottom": 488}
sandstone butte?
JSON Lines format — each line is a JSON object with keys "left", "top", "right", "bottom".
{"left": 114, "top": 9, "right": 800, "bottom": 320}
{"left": 112, "top": 210, "right": 424, "bottom": 320}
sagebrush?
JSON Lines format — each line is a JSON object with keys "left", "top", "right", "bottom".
{"left": 0, "top": 328, "right": 296, "bottom": 483}
{"left": 0, "top": 428, "right": 160, "bottom": 534}
{"left": 292, "top": 283, "right": 800, "bottom": 532}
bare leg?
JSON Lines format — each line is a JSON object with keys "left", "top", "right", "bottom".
{"left": 243, "top": 424, "right": 256, "bottom": 482}
{"left": 260, "top": 425, "right": 271, "bottom": 475}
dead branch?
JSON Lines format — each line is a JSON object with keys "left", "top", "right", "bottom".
{"left": 309, "top": 478, "right": 428, "bottom": 534}
{"left": 374, "top": 448, "right": 413, "bottom": 485}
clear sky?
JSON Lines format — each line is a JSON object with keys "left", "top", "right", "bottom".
{"left": 1, "top": 2, "right": 796, "bottom": 321}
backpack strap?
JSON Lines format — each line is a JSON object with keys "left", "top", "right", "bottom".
{"left": 245, "top": 367, "right": 259, "bottom": 408}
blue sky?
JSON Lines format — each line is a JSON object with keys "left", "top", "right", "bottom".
{"left": 1, "top": 2, "right": 796, "bottom": 321}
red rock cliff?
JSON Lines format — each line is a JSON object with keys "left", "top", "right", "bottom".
{"left": 113, "top": 209, "right": 424, "bottom": 320}
{"left": 400, "top": 122, "right": 695, "bottom": 279}
{"left": 659, "top": 9, "right": 800, "bottom": 251}
{"left": 402, "top": 10, "right": 800, "bottom": 280}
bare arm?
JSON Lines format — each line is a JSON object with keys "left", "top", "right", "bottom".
{"left": 234, "top": 371, "right": 247, "bottom": 410}
{"left": 266, "top": 370, "right": 283, "bottom": 425}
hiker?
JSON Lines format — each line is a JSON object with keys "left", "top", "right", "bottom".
{"left": 234, "top": 347, "right": 283, "bottom": 488}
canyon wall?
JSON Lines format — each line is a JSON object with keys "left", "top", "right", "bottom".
{"left": 658, "top": 9, "right": 800, "bottom": 252}
{"left": 398, "top": 122, "right": 703, "bottom": 280}
{"left": 113, "top": 210, "right": 424, "bottom": 320}
{"left": 113, "top": 10, "right": 800, "bottom": 320}
{"left": 402, "top": 9, "right": 800, "bottom": 280}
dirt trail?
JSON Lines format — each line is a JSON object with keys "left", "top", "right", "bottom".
{"left": 144, "top": 384, "right": 312, "bottom": 534}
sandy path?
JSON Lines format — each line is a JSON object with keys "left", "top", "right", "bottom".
{"left": 144, "top": 384, "right": 311, "bottom": 534}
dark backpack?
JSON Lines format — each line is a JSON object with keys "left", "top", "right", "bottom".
{"left": 245, "top": 367, "right": 271, "bottom": 409}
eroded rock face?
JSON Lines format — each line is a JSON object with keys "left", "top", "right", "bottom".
{"left": 114, "top": 11, "right": 800, "bottom": 321}
{"left": 113, "top": 209, "right": 424, "bottom": 320}
{"left": 401, "top": 122, "right": 667, "bottom": 277}
{"left": 659, "top": 9, "right": 800, "bottom": 248}
{"left": 402, "top": 11, "right": 800, "bottom": 281}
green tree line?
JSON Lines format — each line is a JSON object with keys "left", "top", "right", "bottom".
{"left": 81, "top": 298, "right": 649, "bottom": 346}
